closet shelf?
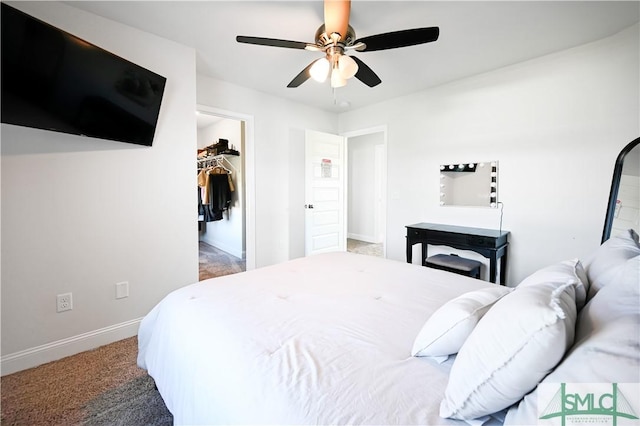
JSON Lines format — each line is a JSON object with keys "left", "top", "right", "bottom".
{"left": 197, "top": 154, "right": 237, "bottom": 172}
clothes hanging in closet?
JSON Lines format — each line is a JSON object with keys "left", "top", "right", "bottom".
{"left": 197, "top": 167, "right": 234, "bottom": 222}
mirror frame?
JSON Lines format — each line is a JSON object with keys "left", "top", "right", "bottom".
{"left": 602, "top": 137, "right": 640, "bottom": 243}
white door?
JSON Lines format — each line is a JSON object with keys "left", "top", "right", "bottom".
{"left": 305, "top": 130, "right": 346, "bottom": 255}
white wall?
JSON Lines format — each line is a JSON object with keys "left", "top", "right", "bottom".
{"left": 196, "top": 75, "right": 338, "bottom": 266}
{"left": 338, "top": 24, "right": 640, "bottom": 285}
{"left": 1, "top": 2, "right": 198, "bottom": 373}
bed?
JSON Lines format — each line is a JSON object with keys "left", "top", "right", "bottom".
{"left": 138, "top": 230, "right": 640, "bottom": 425}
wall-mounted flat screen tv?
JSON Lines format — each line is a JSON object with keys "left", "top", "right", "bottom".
{"left": 1, "top": 3, "right": 166, "bottom": 147}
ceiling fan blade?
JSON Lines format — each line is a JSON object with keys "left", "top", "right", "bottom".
{"left": 355, "top": 27, "right": 439, "bottom": 52}
{"left": 324, "top": 0, "right": 350, "bottom": 41}
{"left": 287, "top": 61, "right": 316, "bottom": 88}
{"left": 351, "top": 56, "right": 381, "bottom": 87}
{"left": 236, "top": 35, "right": 311, "bottom": 50}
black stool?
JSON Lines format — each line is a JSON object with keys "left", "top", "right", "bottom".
{"left": 425, "top": 254, "right": 482, "bottom": 279}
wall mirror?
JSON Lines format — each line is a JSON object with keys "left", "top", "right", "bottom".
{"left": 440, "top": 161, "right": 498, "bottom": 208}
{"left": 602, "top": 138, "right": 640, "bottom": 242}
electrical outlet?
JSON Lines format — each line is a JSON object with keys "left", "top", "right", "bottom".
{"left": 57, "top": 293, "right": 73, "bottom": 313}
{"left": 115, "top": 281, "right": 129, "bottom": 299}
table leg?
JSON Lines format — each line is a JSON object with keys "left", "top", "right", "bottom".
{"left": 489, "top": 256, "right": 497, "bottom": 284}
{"left": 500, "top": 251, "right": 508, "bottom": 286}
{"left": 421, "top": 243, "right": 428, "bottom": 266}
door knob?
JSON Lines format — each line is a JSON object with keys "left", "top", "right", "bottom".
{"left": 305, "top": 204, "right": 314, "bottom": 209}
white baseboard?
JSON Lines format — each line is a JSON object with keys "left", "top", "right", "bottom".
{"left": 1, "top": 318, "right": 142, "bottom": 376}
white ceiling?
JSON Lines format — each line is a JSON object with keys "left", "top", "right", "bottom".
{"left": 66, "top": 1, "right": 639, "bottom": 113}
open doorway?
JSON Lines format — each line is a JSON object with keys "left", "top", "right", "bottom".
{"left": 196, "top": 108, "right": 247, "bottom": 280}
{"left": 344, "top": 126, "right": 387, "bottom": 258}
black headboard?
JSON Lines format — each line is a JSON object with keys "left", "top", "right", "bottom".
{"left": 602, "top": 137, "right": 640, "bottom": 243}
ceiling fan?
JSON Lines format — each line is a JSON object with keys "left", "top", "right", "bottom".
{"left": 236, "top": 0, "right": 439, "bottom": 89}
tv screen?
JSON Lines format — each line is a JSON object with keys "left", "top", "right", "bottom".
{"left": 1, "top": 3, "right": 166, "bottom": 146}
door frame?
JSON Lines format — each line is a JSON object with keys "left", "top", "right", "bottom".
{"left": 342, "top": 125, "right": 388, "bottom": 258}
{"left": 196, "top": 104, "right": 256, "bottom": 270}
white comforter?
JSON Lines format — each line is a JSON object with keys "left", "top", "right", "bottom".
{"left": 138, "top": 252, "right": 496, "bottom": 425}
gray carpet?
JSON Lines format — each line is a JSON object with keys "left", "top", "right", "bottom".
{"left": 83, "top": 375, "right": 172, "bottom": 426}
{"left": 199, "top": 241, "right": 246, "bottom": 281}
{"left": 1, "top": 337, "right": 172, "bottom": 426}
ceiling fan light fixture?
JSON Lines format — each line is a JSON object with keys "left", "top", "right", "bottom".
{"left": 331, "top": 68, "right": 347, "bottom": 88}
{"left": 338, "top": 54, "right": 358, "bottom": 79}
{"left": 309, "top": 57, "right": 330, "bottom": 82}
{"left": 237, "top": 0, "right": 439, "bottom": 90}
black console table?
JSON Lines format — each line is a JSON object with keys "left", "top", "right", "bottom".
{"left": 406, "top": 223, "right": 510, "bottom": 285}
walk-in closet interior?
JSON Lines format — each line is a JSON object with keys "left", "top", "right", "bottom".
{"left": 196, "top": 112, "right": 246, "bottom": 280}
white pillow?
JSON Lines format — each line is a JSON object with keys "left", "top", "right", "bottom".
{"left": 440, "top": 281, "right": 577, "bottom": 421}
{"left": 505, "top": 257, "right": 640, "bottom": 425}
{"left": 517, "top": 258, "right": 589, "bottom": 310}
{"left": 412, "top": 286, "right": 512, "bottom": 357}
{"left": 584, "top": 229, "right": 640, "bottom": 299}
{"left": 575, "top": 255, "right": 640, "bottom": 342}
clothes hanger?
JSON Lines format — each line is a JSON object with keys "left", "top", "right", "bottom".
{"left": 209, "top": 157, "right": 232, "bottom": 174}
